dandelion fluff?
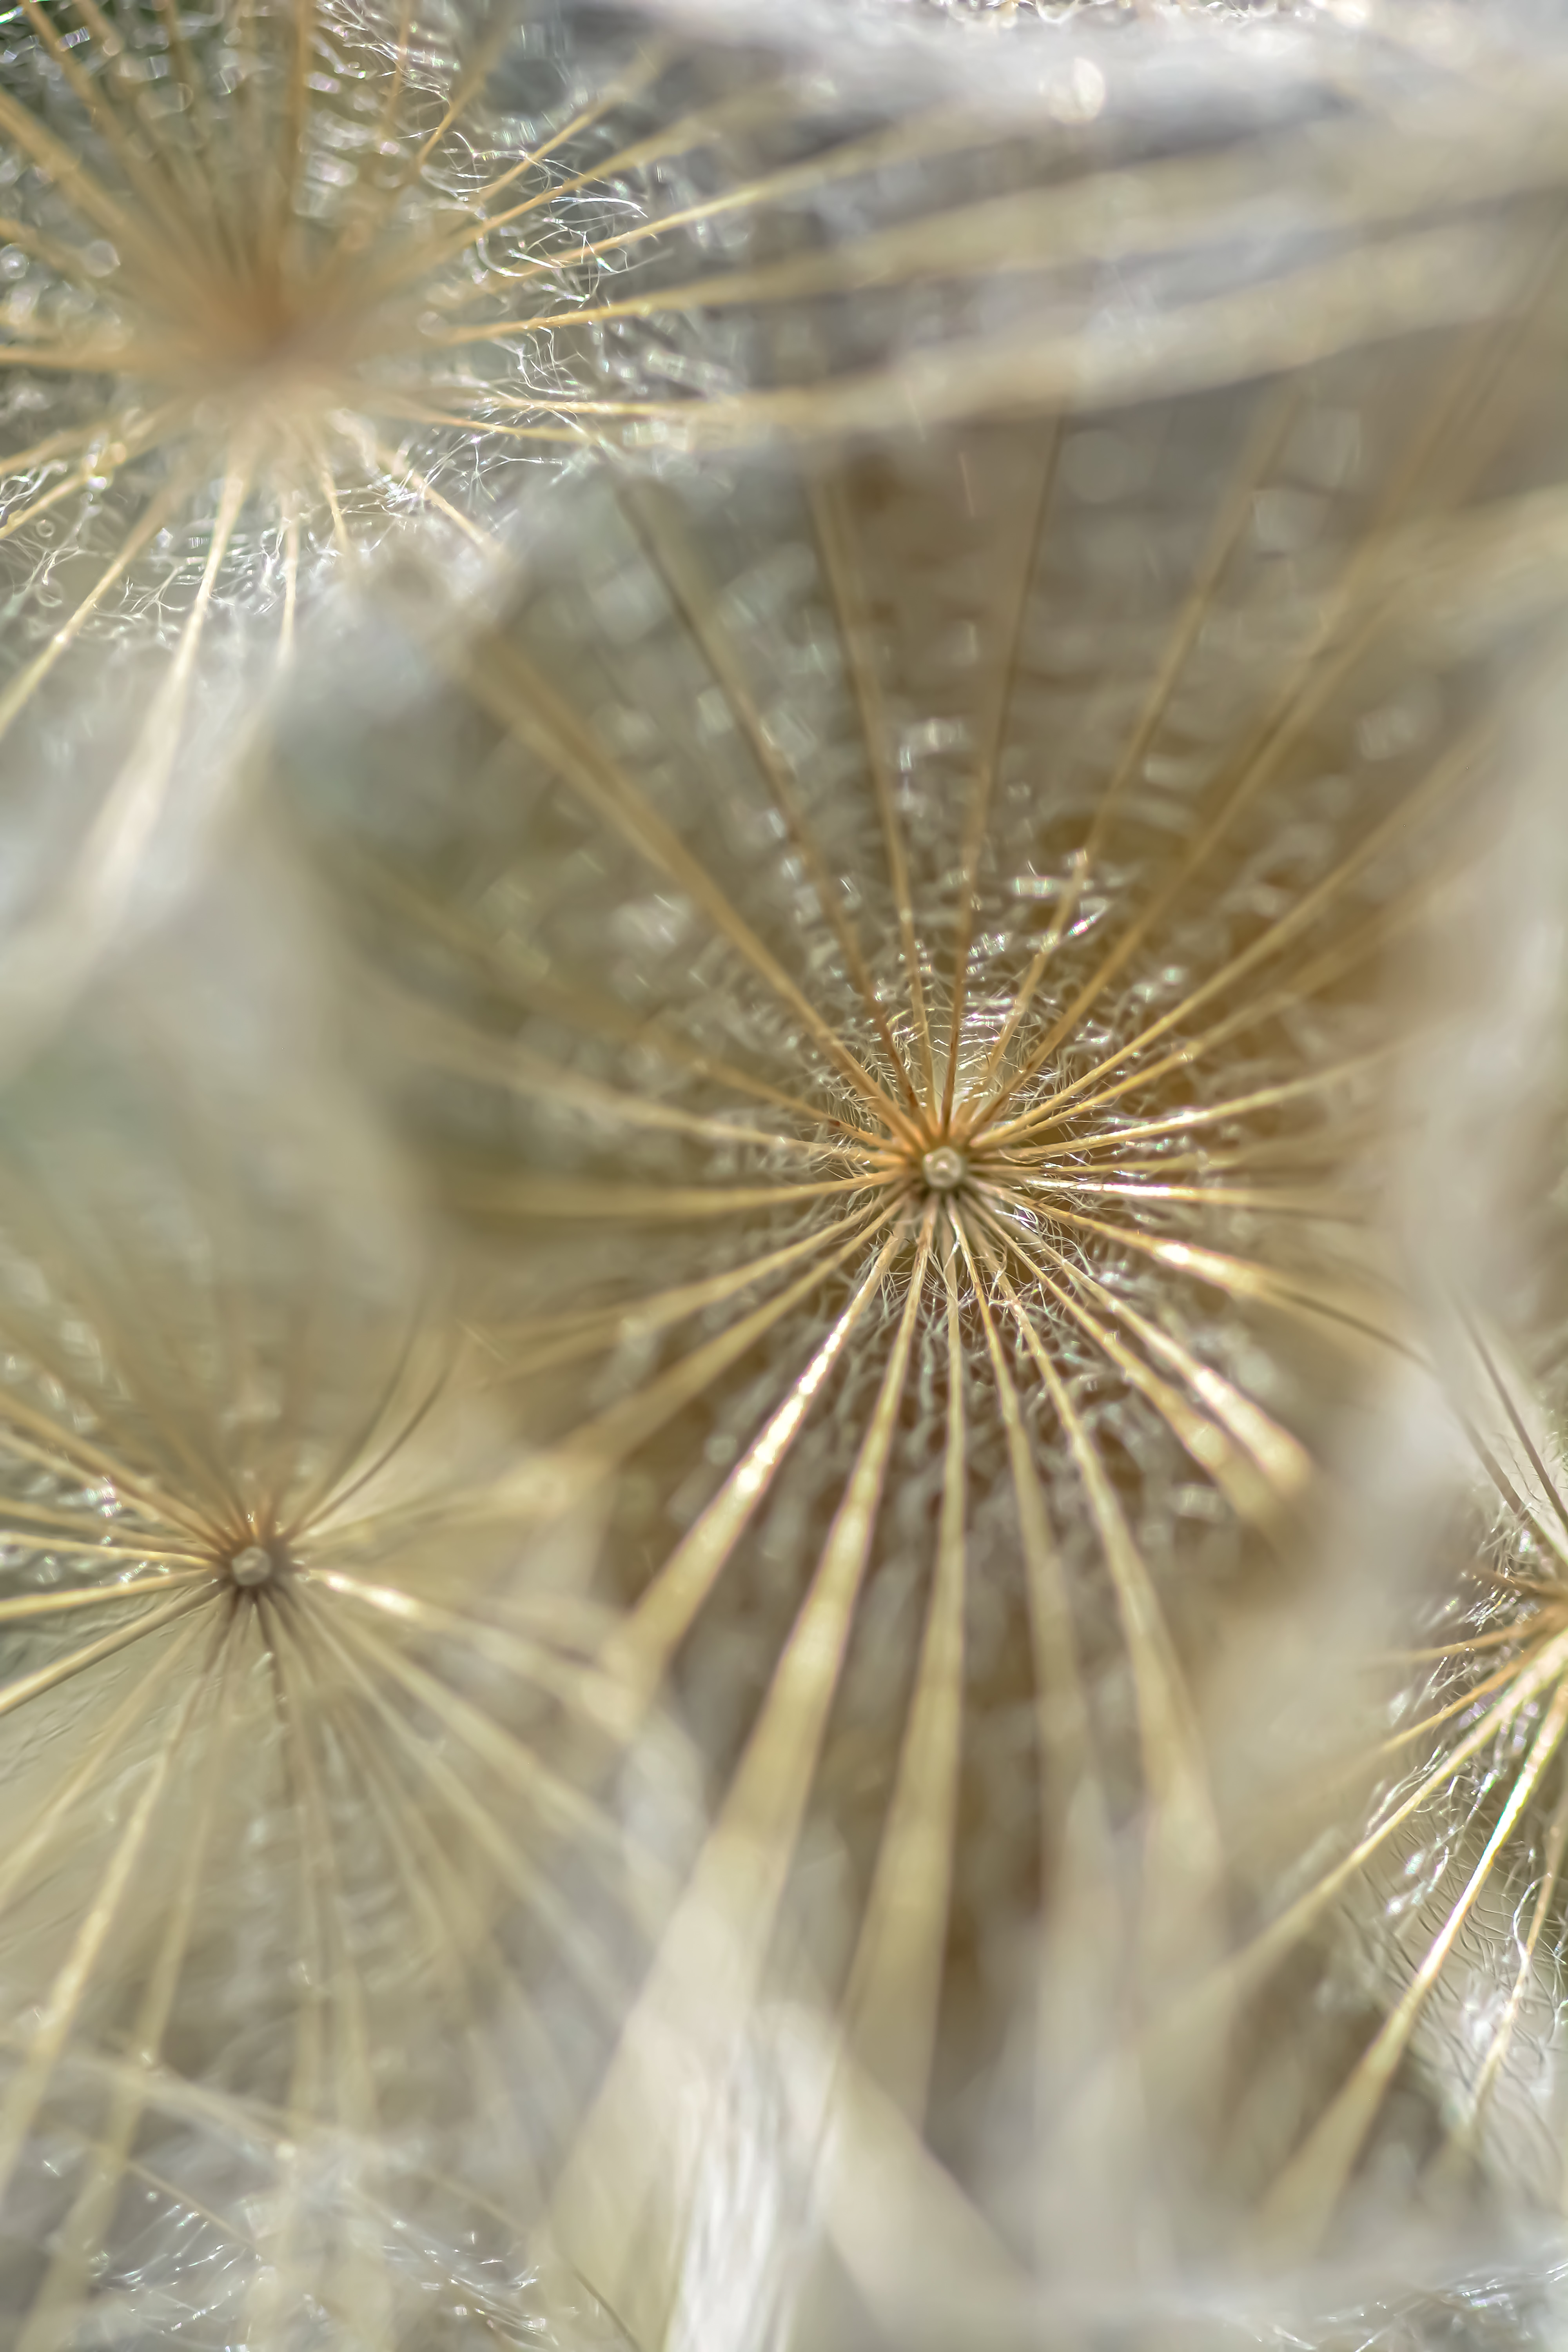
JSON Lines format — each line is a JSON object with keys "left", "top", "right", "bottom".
{"left": 272, "top": 180, "right": 1568, "bottom": 2327}
{"left": 4, "top": 0, "right": 1568, "bottom": 2340}
{"left": 1221, "top": 769, "right": 1568, "bottom": 2349}
{"left": 4, "top": 0, "right": 1568, "bottom": 1081}
{"left": 0, "top": 985, "right": 704, "bottom": 2344}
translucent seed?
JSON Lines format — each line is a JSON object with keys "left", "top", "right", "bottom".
{"left": 921, "top": 1146, "right": 967, "bottom": 1194}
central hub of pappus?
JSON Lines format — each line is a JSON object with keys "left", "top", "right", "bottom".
{"left": 877, "top": 1111, "right": 981, "bottom": 1206}
{"left": 864, "top": 1094, "right": 995, "bottom": 1216}
{"left": 227, "top": 1538, "right": 294, "bottom": 1591}
{"left": 920, "top": 1143, "right": 969, "bottom": 1194}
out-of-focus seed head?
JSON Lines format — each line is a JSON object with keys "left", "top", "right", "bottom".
{"left": 0, "top": 1005, "right": 703, "bottom": 2344}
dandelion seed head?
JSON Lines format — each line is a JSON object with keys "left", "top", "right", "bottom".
{"left": 0, "top": 0, "right": 643, "bottom": 626}
{"left": 276, "top": 288, "right": 1568, "bottom": 2316}
{"left": 0, "top": 1016, "right": 699, "bottom": 2340}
